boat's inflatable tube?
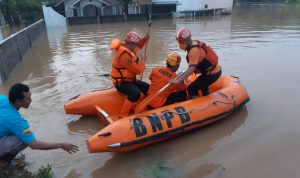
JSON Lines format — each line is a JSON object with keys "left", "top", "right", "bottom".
{"left": 64, "top": 75, "right": 249, "bottom": 153}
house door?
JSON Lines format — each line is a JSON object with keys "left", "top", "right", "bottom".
{"left": 83, "top": 4, "right": 98, "bottom": 17}
{"left": 73, "top": 9, "right": 78, "bottom": 17}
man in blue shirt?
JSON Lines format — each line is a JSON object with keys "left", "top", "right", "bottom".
{"left": 0, "top": 83, "right": 78, "bottom": 163}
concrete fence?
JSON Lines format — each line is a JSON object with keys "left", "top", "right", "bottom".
{"left": 0, "top": 19, "right": 45, "bottom": 85}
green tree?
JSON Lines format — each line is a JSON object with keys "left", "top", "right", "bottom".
{"left": 0, "top": 0, "right": 14, "bottom": 24}
{"left": 0, "top": 0, "right": 45, "bottom": 25}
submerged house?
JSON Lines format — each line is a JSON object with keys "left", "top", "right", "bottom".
{"left": 61, "top": 0, "right": 232, "bottom": 17}
{"left": 43, "top": 0, "right": 233, "bottom": 26}
{"left": 63, "top": 0, "right": 151, "bottom": 17}
{"left": 49, "top": 0, "right": 151, "bottom": 24}
{"left": 152, "top": 0, "right": 233, "bottom": 15}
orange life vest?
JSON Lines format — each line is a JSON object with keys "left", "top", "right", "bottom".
{"left": 110, "top": 40, "right": 144, "bottom": 86}
{"left": 148, "top": 66, "right": 186, "bottom": 108}
{"left": 187, "top": 40, "right": 218, "bottom": 75}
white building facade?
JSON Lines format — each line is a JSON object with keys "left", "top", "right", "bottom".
{"left": 43, "top": 0, "right": 233, "bottom": 26}
{"left": 152, "top": 0, "right": 233, "bottom": 13}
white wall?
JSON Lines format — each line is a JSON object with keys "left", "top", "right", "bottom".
{"left": 64, "top": 0, "right": 76, "bottom": 17}
{"left": 42, "top": 5, "right": 67, "bottom": 27}
{"left": 80, "top": 0, "right": 102, "bottom": 8}
{"left": 46, "top": 26, "right": 68, "bottom": 49}
{"left": 177, "top": 0, "right": 202, "bottom": 11}
{"left": 152, "top": 0, "right": 233, "bottom": 11}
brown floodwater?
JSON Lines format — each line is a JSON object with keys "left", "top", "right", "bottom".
{"left": 1, "top": 3, "right": 300, "bottom": 178}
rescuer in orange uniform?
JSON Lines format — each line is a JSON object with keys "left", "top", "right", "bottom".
{"left": 147, "top": 53, "right": 186, "bottom": 109}
{"left": 110, "top": 31, "right": 150, "bottom": 117}
{"left": 170, "top": 27, "right": 222, "bottom": 98}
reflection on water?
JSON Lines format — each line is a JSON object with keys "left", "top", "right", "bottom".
{"left": 67, "top": 116, "right": 104, "bottom": 138}
{"left": 1, "top": 3, "right": 300, "bottom": 178}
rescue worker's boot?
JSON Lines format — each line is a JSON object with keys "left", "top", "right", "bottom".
{"left": 120, "top": 93, "right": 146, "bottom": 118}
{"left": 120, "top": 99, "right": 135, "bottom": 118}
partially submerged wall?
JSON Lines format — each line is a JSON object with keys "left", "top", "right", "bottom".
{"left": 67, "top": 14, "right": 148, "bottom": 25}
{"left": 0, "top": 20, "right": 45, "bottom": 85}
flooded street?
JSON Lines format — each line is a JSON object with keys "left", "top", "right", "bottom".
{"left": 1, "top": 3, "right": 300, "bottom": 178}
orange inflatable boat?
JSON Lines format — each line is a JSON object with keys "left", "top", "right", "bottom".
{"left": 64, "top": 75, "right": 249, "bottom": 153}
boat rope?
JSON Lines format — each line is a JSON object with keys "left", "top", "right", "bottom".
{"left": 110, "top": 97, "right": 248, "bottom": 149}
{"left": 131, "top": 92, "right": 236, "bottom": 122}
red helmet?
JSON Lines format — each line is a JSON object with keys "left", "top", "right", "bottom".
{"left": 176, "top": 27, "right": 192, "bottom": 43}
{"left": 125, "top": 31, "right": 142, "bottom": 45}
